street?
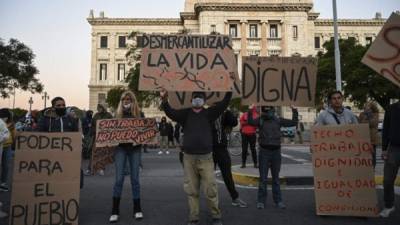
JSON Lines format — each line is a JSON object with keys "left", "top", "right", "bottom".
{"left": 1, "top": 146, "right": 399, "bottom": 225}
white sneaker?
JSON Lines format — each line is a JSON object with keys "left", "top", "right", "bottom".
{"left": 109, "top": 214, "right": 119, "bottom": 223}
{"left": 380, "top": 207, "right": 395, "bottom": 218}
{"left": 158, "top": 151, "right": 163, "bottom": 155}
{"left": 166, "top": 150, "right": 170, "bottom": 154}
{"left": 134, "top": 212, "right": 143, "bottom": 220}
{"left": 98, "top": 170, "right": 105, "bottom": 176}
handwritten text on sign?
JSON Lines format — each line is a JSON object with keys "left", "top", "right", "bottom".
{"left": 95, "top": 118, "right": 158, "bottom": 148}
{"left": 310, "top": 124, "right": 378, "bottom": 217}
{"left": 91, "top": 147, "right": 114, "bottom": 173}
{"left": 241, "top": 56, "right": 317, "bottom": 107}
{"left": 10, "top": 132, "right": 82, "bottom": 225}
{"left": 139, "top": 34, "right": 238, "bottom": 92}
{"left": 362, "top": 13, "right": 400, "bottom": 87}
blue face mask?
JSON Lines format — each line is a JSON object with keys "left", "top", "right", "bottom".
{"left": 262, "top": 110, "right": 275, "bottom": 119}
{"left": 192, "top": 98, "right": 204, "bottom": 108}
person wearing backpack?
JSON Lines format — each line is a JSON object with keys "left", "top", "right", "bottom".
{"left": 248, "top": 105, "right": 298, "bottom": 210}
{"left": 315, "top": 91, "right": 358, "bottom": 126}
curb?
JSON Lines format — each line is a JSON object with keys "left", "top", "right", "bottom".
{"left": 232, "top": 172, "right": 400, "bottom": 187}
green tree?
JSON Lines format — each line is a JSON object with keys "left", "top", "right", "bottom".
{"left": 106, "top": 86, "right": 126, "bottom": 110}
{"left": 0, "top": 38, "right": 43, "bottom": 98}
{"left": 125, "top": 32, "right": 158, "bottom": 108}
{"left": 316, "top": 38, "right": 399, "bottom": 111}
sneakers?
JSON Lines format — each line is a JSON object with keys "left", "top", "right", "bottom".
{"left": 212, "top": 218, "right": 223, "bottom": 225}
{"left": 240, "top": 164, "right": 246, "bottom": 168}
{"left": 98, "top": 170, "right": 105, "bottom": 176}
{"left": 83, "top": 169, "right": 92, "bottom": 176}
{"left": 187, "top": 220, "right": 199, "bottom": 225}
{"left": 0, "top": 183, "right": 9, "bottom": 192}
{"left": 134, "top": 212, "right": 143, "bottom": 220}
{"left": 158, "top": 151, "right": 163, "bottom": 155}
{"left": 256, "top": 202, "right": 265, "bottom": 209}
{"left": 232, "top": 198, "right": 248, "bottom": 208}
{"left": 166, "top": 150, "right": 170, "bottom": 154}
{"left": 109, "top": 214, "right": 119, "bottom": 223}
{"left": 380, "top": 207, "right": 395, "bottom": 218}
{"left": 276, "top": 202, "right": 286, "bottom": 209}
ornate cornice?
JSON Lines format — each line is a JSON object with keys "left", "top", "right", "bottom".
{"left": 87, "top": 18, "right": 183, "bottom": 26}
{"left": 180, "top": 12, "right": 197, "bottom": 20}
{"left": 314, "top": 19, "right": 386, "bottom": 26}
{"left": 194, "top": 3, "right": 314, "bottom": 14}
{"left": 308, "top": 12, "right": 320, "bottom": 21}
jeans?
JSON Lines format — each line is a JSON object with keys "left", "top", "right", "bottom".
{"left": 1, "top": 145, "right": 11, "bottom": 184}
{"left": 183, "top": 153, "right": 221, "bottom": 221}
{"left": 383, "top": 145, "right": 400, "bottom": 208}
{"left": 257, "top": 148, "right": 282, "bottom": 205}
{"left": 241, "top": 133, "right": 257, "bottom": 166}
{"left": 113, "top": 146, "right": 141, "bottom": 199}
{"left": 213, "top": 146, "right": 239, "bottom": 200}
{"left": 160, "top": 136, "right": 169, "bottom": 151}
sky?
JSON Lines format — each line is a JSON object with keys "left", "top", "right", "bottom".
{"left": 0, "top": 0, "right": 399, "bottom": 110}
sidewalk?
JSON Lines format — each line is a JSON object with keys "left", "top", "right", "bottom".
{"left": 230, "top": 163, "right": 400, "bottom": 187}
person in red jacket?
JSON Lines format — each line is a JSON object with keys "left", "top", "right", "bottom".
{"left": 239, "top": 106, "right": 258, "bottom": 168}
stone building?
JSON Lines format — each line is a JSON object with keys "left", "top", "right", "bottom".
{"left": 87, "top": 0, "right": 386, "bottom": 121}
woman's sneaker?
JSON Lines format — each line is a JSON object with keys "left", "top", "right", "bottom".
{"left": 380, "top": 207, "right": 395, "bottom": 217}
{"left": 0, "top": 183, "right": 9, "bottom": 192}
{"left": 256, "top": 202, "right": 265, "bottom": 209}
{"left": 134, "top": 212, "right": 143, "bottom": 220}
{"left": 109, "top": 214, "right": 119, "bottom": 223}
{"left": 276, "top": 202, "right": 286, "bottom": 209}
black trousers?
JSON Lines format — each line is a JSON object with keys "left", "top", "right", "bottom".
{"left": 383, "top": 146, "right": 400, "bottom": 208}
{"left": 241, "top": 133, "right": 257, "bottom": 166}
{"left": 213, "top": 146, "right": 239, "bottom": 200}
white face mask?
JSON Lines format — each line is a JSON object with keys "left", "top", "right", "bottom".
{"left": 192, "top": 98, "right": 204, "bottom": 108}
{"left": 123, "top": 103, "right": 131, "bottom": 109}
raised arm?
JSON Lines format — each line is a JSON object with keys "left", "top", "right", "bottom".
{"left": 160, "top": 91, "right": 187, "bottom": 125}
{"left": 280, "top": 107, "right": 299, "bottom": 127}
{"left": 207, "top": 92, "right": 233, "bottom": 121}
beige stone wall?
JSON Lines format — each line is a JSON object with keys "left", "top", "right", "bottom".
{"left": 88, "top": 1, "right": 385, "bottom": 122}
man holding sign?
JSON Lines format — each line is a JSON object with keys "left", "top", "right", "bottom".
{"left": 161, "top": 90, "right": 231, "bottom": 225}
{"left": 315, "top": 91, "right": 358, "bottom": 126}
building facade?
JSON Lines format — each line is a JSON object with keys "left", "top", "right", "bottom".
{"left": 87, "top": 0, "right": 386, "bottom": 121}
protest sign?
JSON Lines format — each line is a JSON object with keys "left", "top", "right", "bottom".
{"left": 241, "top": 56, "right": 317, "bottom": 107}
{"left": 362, "top": 13, "right": 400, "bottom": 87}
{"left": 139, "top": 34, "right": 238, "bottom": 92}
{"left": 10, "top": 132, "right": 81, "bottom": 225}
{"left": 310, "top": 124, "right": 378, "bottom": 217}
{"left": 168, "top": 77, "right": 241, "bottom": 109}
{"left": 95, "top": 118, "right": 158, "bottom": 148}
{"left": 91, "top": 147, "right": 114, "bottom": 173}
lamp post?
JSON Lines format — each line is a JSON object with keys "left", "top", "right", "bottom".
{"left": 42, "top": 91, "right": 49, "bottom": 109}
{"left": 28, "top": 97, "right": 34, "bottom": 112}
{"left": 332, "top": 0, "right": 342, "bottom": 91}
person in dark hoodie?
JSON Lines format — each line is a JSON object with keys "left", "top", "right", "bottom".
{"left": 212, "top": 108, "right": 247, "bottom": 208}
{"left": 248, "top": 105, "right": 298, "bottom": 210}
{"left": 160, "top": 90, "right": 232, "bottom": 225}
{"left": 37, "top": 97, "right": 79, "bottom": 132}
{"left": 380, "top": 99, "right": 400, "bottom": 218}
{"left": 109, "top": 91, "right": 143, "bottom": 223}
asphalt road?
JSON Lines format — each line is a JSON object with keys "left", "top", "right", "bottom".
{"left": 1, "top": 146, "right": 399, "bottom": 225}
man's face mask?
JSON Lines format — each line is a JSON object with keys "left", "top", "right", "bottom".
{"left": 55, "top": 108, "right": 66, "bottom": 116}
{"left": 261, "top": 107, "right": 275, "bottom": 119}
{"left": 192, "top": 97, "right": 205, "bottom": 108}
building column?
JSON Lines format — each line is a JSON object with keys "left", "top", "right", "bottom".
{"left": 280, "top": 21, "right": 286, "bottom": 56}
{"left": 261, "top": 21, "right": 268, "bottom": 56}
{"left": 240, "top": 20, "right": 247, "bottom": 56}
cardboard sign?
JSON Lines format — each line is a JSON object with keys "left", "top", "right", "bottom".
{"left": 168, "top": 78, "right": 241, "bottom": 109}
{"left": 95, "top": 118, "right": 158, "bottom": 148}
{"left": 310, "top": 124, "right": 378, "bottom": 217}
{"left": 10, "top": 132, "right": 82, "bottom": 225}
{"left": 362, "top": 13, "right": 400, "bottom": 87}
{"left": 241, "top": 56, "right": 317, "bottom": 107}
{"left": 91, "top": 147, "right": 114, "bottom": 173}
{"left": 139, "top": 34, "right": 238, "bottom": 92}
